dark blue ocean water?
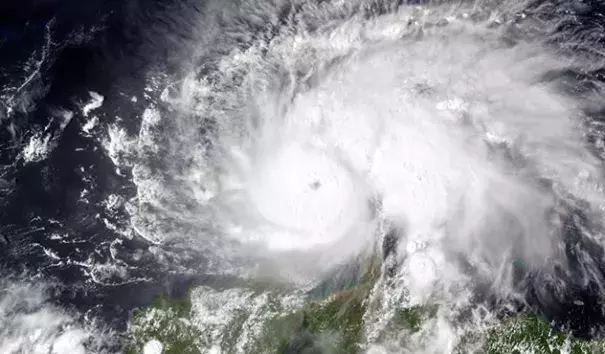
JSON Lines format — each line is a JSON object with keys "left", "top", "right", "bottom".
{"left": 0, "top": 0, "right": 210, "bottom": 334}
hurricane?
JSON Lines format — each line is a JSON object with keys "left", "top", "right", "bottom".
{"left": 2, "top": 0, "right": 605, "bottom": 353}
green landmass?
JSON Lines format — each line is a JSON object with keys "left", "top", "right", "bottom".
{"left": 126, "top": 293, "right": 201, "bottom": 354}
{"left": 483, "top": 316, "right": 605, "bottom": 354}
{"left": 125, "top": 253, "right": 605, "bottom": 354}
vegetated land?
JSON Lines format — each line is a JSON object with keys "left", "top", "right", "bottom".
{"left": 126, "top": 255, "right": 605, "bottom": 354}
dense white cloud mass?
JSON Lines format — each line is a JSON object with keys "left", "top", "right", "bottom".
{"left": 100, "top": 0, "right": 605, "bottom": 349}
{"left": 0, "top": 277, "right": 112, "bottom": 354}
